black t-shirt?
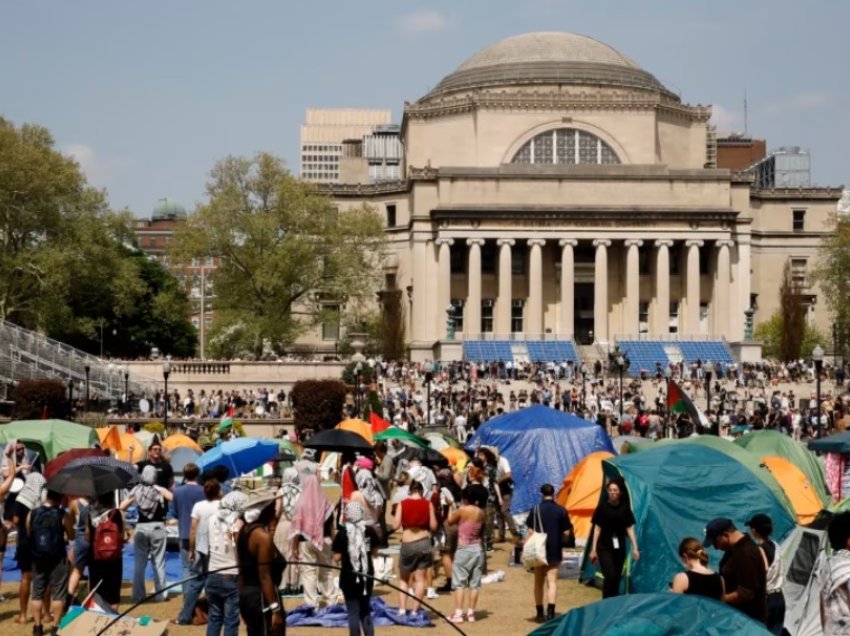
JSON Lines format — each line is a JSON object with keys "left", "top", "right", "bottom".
{"left": 466, "top": 484, "right": 489, "bottom": 509}
{"left": 719, "top": 535, "right": 767, "bottom": 624}
{"left": 590, "top": 499, "right": 636, "bottom": 551}
{"left": 525, "top": 500, "right": 573, "bottom": 565}
{"left": 136, "top": 460, "right": 174, "bottom": 489}
{"left": 332, "top": 525, "right": 378, "bottom": 598}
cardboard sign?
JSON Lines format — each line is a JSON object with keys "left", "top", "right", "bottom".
{"left": 59, "top": 609, "right": 167, "bottom": 636}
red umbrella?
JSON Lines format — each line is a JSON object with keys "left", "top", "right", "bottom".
{"left": 44, "top": 448, "right": 108, "bottom": 480}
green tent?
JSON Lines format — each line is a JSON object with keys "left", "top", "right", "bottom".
{"left": 582, "top": 444, "right": 797, "bottom": 594}
{"left": 622, "top": 435, "right": 796, "bottom": 518}
{"left": 530, "top": 593, "right": 772, "bottom": 636}
{"left": 735, "top": 430, "right": 830, "bottom": 505}
{"left": 0, "top": 419, "right": 98, "bottom": 460}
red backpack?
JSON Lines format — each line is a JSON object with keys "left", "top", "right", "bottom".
{"left": 93, "top": 509, "right": 123, "bottom": 561}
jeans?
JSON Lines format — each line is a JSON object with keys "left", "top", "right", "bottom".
{"left": 178, "top": 553, "right": 208, "bottom": 624}
{"left": 179, "top": 539, "right": 193, "bottom": 583}
{"left": 133, "top": 522, "right": 167, "bottom": 603}
{"left": 598, "top": 548, "right": 626, "bottom": 599}
{"left": 206, "top": 573, "right": 240, "bottom": 636}
{"left": 344, "top": 596, "right": 374, "bottom": 636}
{"left": 766, "top": 591, "right": 786, "bottom": 635}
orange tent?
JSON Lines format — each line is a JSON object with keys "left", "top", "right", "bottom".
{"left": 95, "top": 427, "right": 123, "bottom": 453}
{"left": 162, "top": 434, "right": 202, "bottom": 453}
{"left": 336, "top": 418, "right": 374, "bottom": 444}
{"left": 556, "top": 451, "right": 615, "bottom": 542}
{"left": 762, "top": 455, "right": 824, "bottom": 525}
{"left": 439, "top": 447, "right": 469, "bottom": 471}
{"left": 116, "top": 433, "right": 146, "bottom": 463}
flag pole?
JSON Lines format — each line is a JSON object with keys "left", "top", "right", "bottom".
{"left": 80, "top": 579, "right": 103, "bottom": 608}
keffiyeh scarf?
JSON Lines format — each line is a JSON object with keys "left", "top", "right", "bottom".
{"left": 278, "top": 467, "right": 301, "bottom": 521}
{"left": 16, "top": 472, "right": 46, "bottom": 510}
{"left": 132, "top": 465, "right": 163, "bottom": 518}
{"left": 344, "top": 501, "right": 370, "bottom": 594}
{"left": 355, "top": 468, "right": 383, "bottom": 508}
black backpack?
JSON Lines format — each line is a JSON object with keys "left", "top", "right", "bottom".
{"left": 30, "top": 506, "right": 65, "bottom": 560}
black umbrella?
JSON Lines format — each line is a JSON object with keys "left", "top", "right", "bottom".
{"left": 397, "top": 445, "right": 449, "bottom": 468}
{"left": 46, "top": 462, "right": 139, "bottom": 497}
{"left": 303, "top": 429, "right": 373, "bottom": 453}
{"left": 65, "top": 455, "right": 141, "bottom": 482}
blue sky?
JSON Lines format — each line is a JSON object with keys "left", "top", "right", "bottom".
{"left": 2, "top": 1, "right": 847, "bottom": 216}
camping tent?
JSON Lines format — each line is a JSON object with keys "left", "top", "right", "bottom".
{"left": 762, "top": 455, "right": 824, "bottom": 525}
{"left": 0, "top": 419, "right": 98, "bottom": 460}
{"left": 529, "top": 593, "right": 772, "bottom": 636}
{"left": 556, "top": 451, "right": 614, "bottom": 542}
{"left": 807, "top": 430, "right": 850, "bottom": 453}
{"left": 466, "top": 405, "right": 614, "bottom": 514}
{"left": 778, "top": 524, "right": 829, "bottom": 636}
{"left": 736, "top": 430, "right": 830, "bottom": 505}
{"left": 583, "top": 444, "right": 797, "bottom": 594}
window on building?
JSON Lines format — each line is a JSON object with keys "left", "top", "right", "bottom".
{"left": 205, "top": 256, "right": 214, "bottom": 267}
{"left": 670, "top": 302, "right": 680, "bottom": 334}
{"left": 639, "top": 302, "right": 649, "bottom": 334}
{"left": 512, "top": 247, "right": 526, "bottom": 276}
{"left": 386, "top": 204, "right": 396, "bottom": 228}
{"left": 511, "top": 128, "right": 621, "bottom": 165}
{"left": 791, "top": 258, "right": 808, "bottom": 287}
{"left": 793, "top": 209, "right": 806, "bottom": 232}
{"left": 481, "top": 299, "right": 494, "bottom": 333}
{"left": 511, "top": 299, "right": 524, "bottom": 333}
{"left": 322, "top": 305, "right": 340, "bottom": 341}
{"left": 450, "top": 298, "right": 465, "bottom": 332}
{"left": 385, "top": 273, "right": 397, "bottom": 290}
{"left": 450, "top": 242, "right": 465, "bottom": 274}
{"left": 481, "top": 241, "right": 496, "bottom": 274}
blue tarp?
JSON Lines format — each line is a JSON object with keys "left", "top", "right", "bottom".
{"left": 530, "top": 593, "right": 772, "bottom": 635}
{"left": 581, "top": 444, "right": 797, "bottom": 594}
{"left": 466, "top": 405, "right": 614, "bottom": 514}
{"left": 286, "top": 598, "right": 433, "bottom": 628}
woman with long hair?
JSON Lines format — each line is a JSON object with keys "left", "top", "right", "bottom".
{"left": 670, "top": 537, "right": 724, "bottom": 600}
{"left": 589, "top": 477, "right": 639, "bottom": 599}
{"left": 392, "top": 480, "right": 437, "bottom": 617}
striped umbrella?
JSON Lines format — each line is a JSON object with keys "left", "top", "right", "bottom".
{"left": 64, "top": 455, "right": 141, "bottom": 484}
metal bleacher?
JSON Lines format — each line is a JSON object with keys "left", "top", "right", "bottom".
{"left": 463, "top": 339, "right": 579, "bottom": 364}
{"left": 617, "top": 338, "right": 734, "bottom": 376}
{"left": 617, "top": 340, "right": 670, "bottom": 376}
{"left": 677, "top": 341, "right": 734, "bottom": 367}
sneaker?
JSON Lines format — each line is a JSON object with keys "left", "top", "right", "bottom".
{"left": 397, "top": 608, "right": 407, "bottom": 618}
{"left": 448, "top": 611, "right": 464, "bottom": 624}
{"left": 426, "top": 587, "right": 439, "bottom": 599}
{"left": 436, "top": 581, "right": 452, "bottom": 593}
{"left": 466, "top": 611, "right": 476, "bottom": 623}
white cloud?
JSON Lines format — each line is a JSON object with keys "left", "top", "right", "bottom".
{"left": 63, "top": 143, "right": 132, "bottom": 193}
{"left": 397, "top": 10, "right": 449, "bottom": 34}
{"left": 710, "top": 104, "right": 743, "bottom": 134}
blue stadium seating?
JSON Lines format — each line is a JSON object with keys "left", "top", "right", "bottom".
{"left": 617, "top": 340, "right": 670, "bottom": 376}
{"left": 677, "top": 341, "right": 734, "bottom": 367}
{"left": 462, "top": 340, "right": 579, "bottom": 364}
{"left": 526, "top": 341, "right": 580, "bottom": 364}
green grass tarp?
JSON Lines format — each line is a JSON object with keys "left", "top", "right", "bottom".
{"left": 529, "top": 593, "right": 772, "bottom": 635}
{"left": 735, "top": 429, "right": 830, "bottom": 505}
{"left": 0, "top": 419, "right": 98, "bottom": 460}
{"left": 582, "top": 444, "right": 796, "bottom": 595}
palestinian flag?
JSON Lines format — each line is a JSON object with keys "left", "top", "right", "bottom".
{"left": 81, "top": 583, "right": 117, "bottom": 615}
{"left": 667, "top": 380, "right": 711, "bottom": 430}
{"left": 369, "top": 411, "right": 391, "bottom": 435}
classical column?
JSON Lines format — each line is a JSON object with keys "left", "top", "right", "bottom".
{"left": 624, "top": 239, "right": 643, "bottom": 336}
{"left": 411, "top": 240, "right": 429, "bottom": 342}
{"left": 685, "top": 239, "right": 704, "bottom": 335}
{"left": 496, "top": 239, "right": 514, "bottom": 334}
{"left": 714, "top": 240, "right": 733, "bottom": 338}
{"left": 559, "top": 239, "right": 577, "bottom": 337}
{"left": 435, "top": 239, "right": 454, "bottom": 333}
{"left": 653, "top": 240, "right": 673, "bottom": 337}
{"left": 593, "top": 239, "right": 611, "bottom": 343}
{"left": 466, "top": 239, "right": 484, "bottom": 337}
{"left": 527, "top": 239, "right": 546, "bottom": 336}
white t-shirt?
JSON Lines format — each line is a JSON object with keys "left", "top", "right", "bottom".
{"left": 496, "top": 456, "right": 512, "bottom": 482}
{"left": 191, "top": 499, "right": 219, "bottom": 555}
{"left": 207, "top": 511, "right": 238, "bottom": 574}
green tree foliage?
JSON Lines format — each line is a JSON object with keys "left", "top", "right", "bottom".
{"left": 0, "top": 117, "right": 196, "bottom": 357}
{"left": 171, "top": 153, "right": 386, "bottom": 357}
{"left": 290, "top": 379, "right": 347, "bottom": 439}
{"left": 816, "top": 215, "right": 850, "bottom": 355}
{"left": 754, "top": 311, "right": 824, "bottom": 360}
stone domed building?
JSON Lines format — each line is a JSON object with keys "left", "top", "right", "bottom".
{"left": 322, "top": 32, "right": 842, "bottom": 364}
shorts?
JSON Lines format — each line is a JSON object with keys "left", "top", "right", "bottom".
{"left": 452, "top": 545, "right": 484, "bottom": 590}
{"left": 16, "top": 545, "right": 33, "bottom": 573}
{"left": 73, "top": 537, "right": 91, "bottom": 569}
{"left": 399, "top": 537, "right": 433, "bottom": 574}
{"left": 440, "top": 524, "right": 458, "bottom": 555}
{"left": 0, "top": 524, "right": 7, "bottom": 552}
{"left": 32, "top": 557, "right": 69, "bottom": 601}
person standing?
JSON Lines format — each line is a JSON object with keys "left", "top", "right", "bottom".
{"left": 289, "top": 473, "right": 336, "bottom": 611}
{"left": 526, "top": 484, "right": 574, "bottom": 623}
{"left": 446, "top": 488, "right": 485, "bottom": 624}
{"left": 820, "top": 511, "right": 850, "bottom": 634}
{"left": 746, "top": 514, "right": 785, "bottom": 634}
{"left": 66, "top": 497, "right": 90, "bottom": 606}
{"left": 120, "top": 465, "right": 173, "bottom": 603}
{"left": 494, "top": 452, "right": 519, "bottom": 544}
{"left": 392, "top": 480, "right": 438, "bottom": 617}
{"left": 670, "top": 537, "right": 724, "bottom": 600}
{"left": 205, "top": 490, "right": 244, "bottom": 636}
{"left": 28, "top": 489, "right": 74, "bottom": 636}
{"left": 274, "top": 468, "right": 301, "bottom": 596}
{"left": 332, "top": 501, "right": 378, "bottom": 636}
{"left": 0, "top": 453, "right": 22, "bottom": 605}
{"left": 85, "top": 492, "right": 126, "bottom": 611}
{"left": 13, "top": 471, "right": 46, "bottom": 624}
{"left": 172, "top": 463, "right": 205, "bottom": 625}
{"left": 589, "top": 477, "right": 639, "bottom": 599}
{"left": 703, "top": 517, "right": 767, "bottom": 625}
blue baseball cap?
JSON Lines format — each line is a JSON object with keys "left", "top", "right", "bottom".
{"left": 703, "top": 517, "right": 735, "bottom": 547}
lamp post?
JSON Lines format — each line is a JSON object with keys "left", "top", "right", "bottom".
{"left": 162, "top": 360, "right": 171, "bottom": 430}
{"left": 68, "top": 379, "right": 74, "bottom": 417}
{"left": 424, "top": 361, "right": 434, "bottom": 427}
{"left": 84, "top": 364, "right": 90, "bottom": 412}
{"left": 704, "top": 362, "right": 715, "bottom": 435}
{"left": 354, "top": 361, "right": 363, "bottom": 417}
{"left": 664, "top": 367, "right": 672, "bottom": 438}
{"left": 123, "top": 365, "right": 130, "bottom": 414}
{"left": 107, "top": 362, "right": 115, "bottom": 405}
{"left": 813, "top": 345, "right": 824, "bottom": 438}
{"left": 613, "top": 349, "right": 629, "bottom": 421}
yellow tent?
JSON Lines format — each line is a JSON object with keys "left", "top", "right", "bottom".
{"left": 556, "top": 451, "right": 615, "bottom": 542}
{"left": 336, "top": 418, "right": 373, "bottom": 444}
{"left": 162, "top": 433, "right": 203, "bottom": 453}
{"left": 762, "top": 455, "right": 824, "bottom": 525}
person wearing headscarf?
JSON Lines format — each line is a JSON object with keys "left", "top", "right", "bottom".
{"left": 274, "top": 468, "right": 301, "bottom": 595}
{"left": 294, "top": 449, "right": 318, "bottom": 480}
{"left": 332, "top": 501, "right": 378, "bottom": 636}
{"left": 12, "top": 471, "right": 45, "bottom": 623}
{"left": 120, "top": 464, "right": 173, "bottom": 603}
{"left": 289, "top": 473, "right": 335, "bottom": 610}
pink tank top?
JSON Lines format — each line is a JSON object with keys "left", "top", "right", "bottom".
{"left": 458, "top": 518, "right": 483, "bottom": 547}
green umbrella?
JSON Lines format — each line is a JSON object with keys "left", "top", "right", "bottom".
{"left": 374, "top": 427, "right": 428, "bottom": 448}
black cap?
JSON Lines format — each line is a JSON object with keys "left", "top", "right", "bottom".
{"left": 703, "top": 517, "right": 735, "bottom": 547}
{"left": 746, "top": 513, "right": 773, "bottom": 537}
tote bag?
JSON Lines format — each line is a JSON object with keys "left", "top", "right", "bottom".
{"left": 521, "top": 505, "right": 548, "bottom": 568}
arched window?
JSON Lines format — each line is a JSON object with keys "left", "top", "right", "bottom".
{"left": 511, "top": 128, "right": 620, "bottom": 165}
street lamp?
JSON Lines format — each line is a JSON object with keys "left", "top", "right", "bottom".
{"left": 613, "top": 349, "right": 629, "bottom": 421}
{"left": 162, "top": 360, "right": 171, "bottom": 430}
{"left": 84, "top": 364, "right": 90, "bottom": 412}
{"left": 354, "top": 361, "right": 363, "bottom": 417}
{"left": 123, "top": 365, "right": 130, "bottom": 414}
{"left": 704, "top": 362, "right": 715, "bottom": 434}
{"left": 424, "top": 361, "right": 434, "bottom": 427}
{"left": 813, "top": 345, "right": 824, "bottom": 437}
{"left": 664, "top": 367, "right": 672, "bottom": 438}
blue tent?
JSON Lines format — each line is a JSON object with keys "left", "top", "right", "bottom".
{"left": 466, "top": 405, "right": 614, "bottom": 514}
{"left": 581, "top": 444, "right": 796, "bottom": 594}
{"left": 530, "top": 593, "right": 772, "bottom": 635}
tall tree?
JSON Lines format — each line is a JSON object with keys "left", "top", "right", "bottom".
{"left": 778, "top": 260, "right": 808, "bottom": 361}
{"left": 816, "top": 215, "right": 850, "bottom": 356}
{"left": 172, "top": 153, "right": 386, "bottom": 356}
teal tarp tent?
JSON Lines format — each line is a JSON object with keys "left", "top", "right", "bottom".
{"left": 582, "top": 444, "right": 796, "bottom": 594}
{"left": 529, "top": 593, "right": 772, "bottom": 636}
